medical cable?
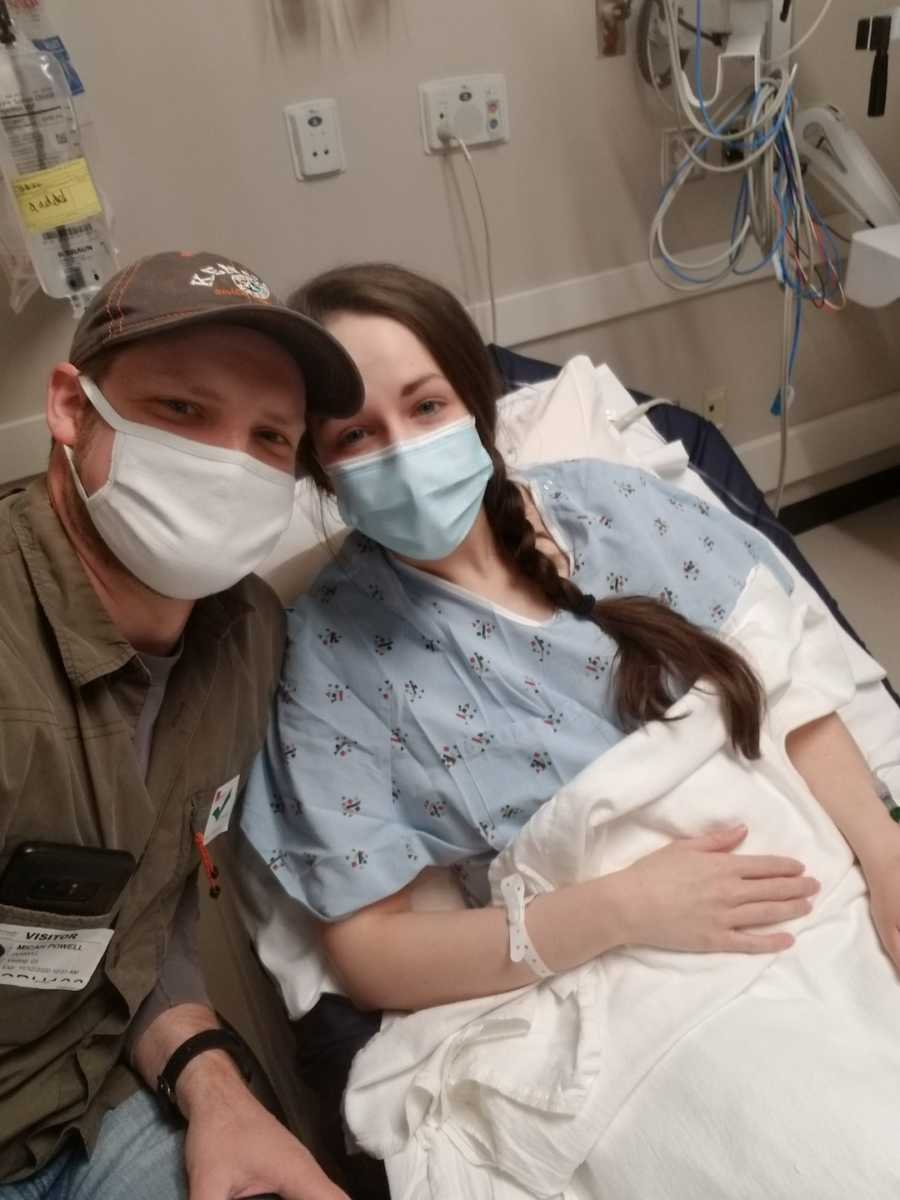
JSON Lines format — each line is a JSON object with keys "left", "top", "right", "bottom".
{"left": 439, "top": 125, "right": 498, "bottom": 346}
{"left": 767, "top": 0, "right": 834, "bottom": 64}
{"left": 646, "top": 1, "right": 841, "bottom": 510}
{"left": 613, "top": 398, "right": 679, "bottom": 432}
{"left": 660, "top": 0, "right": 796, "bottom": 143}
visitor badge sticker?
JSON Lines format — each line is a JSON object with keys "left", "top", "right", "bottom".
{"left": 0, "top": 923, "right": 114, "bottom": 990}
{"left": 203, "top": 774, "right": 241, "bottom": 844}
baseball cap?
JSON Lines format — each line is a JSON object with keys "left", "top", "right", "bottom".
{"left": 69, "top": 251, "right": 363, "bottom": 418}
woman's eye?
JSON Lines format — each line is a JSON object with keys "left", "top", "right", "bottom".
{"left": 416, "top": 398, "right": 445, "bottom": 416}
{"left": 337, "top": 427, "right": 366, "bottom": 449}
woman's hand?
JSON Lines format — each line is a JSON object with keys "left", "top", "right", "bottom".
{"left": 618, "top": 825, "right": 820, "bottom": 954}
{"left": 858, "top": 843, "right": 900, "bottom": 973}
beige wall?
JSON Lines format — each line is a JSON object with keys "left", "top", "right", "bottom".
{"left": 2, "top": 0, "right": 900, "bottom": 489}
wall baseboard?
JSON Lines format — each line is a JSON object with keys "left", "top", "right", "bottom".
{"left": 735, "top": 391, "right": 900, "bottom": 495}
{"left": 0, "top": 412, "right": 49, "bottom": 489}
{"left": 2, "top": 224, "right": 893, "bottom": 498}
{"left": 780, "top": 463, "right": 900, "bottom": 536}
{"left": 468, "top": 239, "right": 773, "bottom": 347}
{"left": 467, "top": 215, "right": 857, "bottom": 346}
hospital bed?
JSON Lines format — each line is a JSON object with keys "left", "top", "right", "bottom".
{"left": 212, "top": 347, "right": 900, "bottom": 1200}
{"left": 491, "top": 344, "right": 898, "bottom": 703}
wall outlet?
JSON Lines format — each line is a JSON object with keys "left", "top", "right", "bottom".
{"left": 661, "top": 128, "right": 707, "bottom": 184}
{"left": 284, "top": 98, "right": 345, "bottom": 179}
{"left": 702, "top": 386, "right": 728, "bottom": 428}
{"left": 419, "top": 74, "right": 509, "bottom": 153}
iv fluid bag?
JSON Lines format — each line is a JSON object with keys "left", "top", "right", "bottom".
{"left": 0, "top": 39, "right": 114, "bottom": 313}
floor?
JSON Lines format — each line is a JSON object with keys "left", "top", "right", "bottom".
{"left": 796, "top": 496, "right": 900, "bottom": 687}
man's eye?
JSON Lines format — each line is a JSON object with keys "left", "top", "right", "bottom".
{"left": 258, "top": 430, "right": 291, "bottom": 447}
{"left": 163, "top": 399, "right": 196, "bottom": 417}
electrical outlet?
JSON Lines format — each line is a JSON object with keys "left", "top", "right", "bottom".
{"left": 419, "top": 74, "right": 509, "bottom": 154}
{"left": 661, "top": 128, "right": 707, "bottom": 185}
{"left": 702, "top": 386, "right": 728, "bottom": 428}
{"left": 284, "top": 98, "right": 345, "bottom": 179}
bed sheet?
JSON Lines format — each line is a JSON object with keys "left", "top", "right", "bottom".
{"left": 381, "top": 362, "right": 900, "bottom": 1200}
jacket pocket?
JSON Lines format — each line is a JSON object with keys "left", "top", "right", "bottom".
{"left": 0, "top": 901, "right": 116, "bottom": 1046}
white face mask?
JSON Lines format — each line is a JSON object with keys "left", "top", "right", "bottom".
{"left": 65, "top": 375, "right": 296, "bottom": 600}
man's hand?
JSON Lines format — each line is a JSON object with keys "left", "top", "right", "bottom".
{"left": 133, "top": 1004, "right": 348, "bottom": 1200}
{"left": 180, "top": 1053, "right": 348, "bottom": 1200}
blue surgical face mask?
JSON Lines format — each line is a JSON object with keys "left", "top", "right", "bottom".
{"left": 326, "top": 416, "right": 493, "bottom": 561}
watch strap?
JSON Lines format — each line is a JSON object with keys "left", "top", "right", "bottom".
{"left": 157, "top": 1027, "right": 251, "bottom": 1116}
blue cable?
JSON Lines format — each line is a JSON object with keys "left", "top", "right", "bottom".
{"left": 771, "top": 290, "right": 802, "bottom": 416}
{"left": 789, "top": 291, "right": 802, "bottom": 374}
{"left": 671, "top": 7, "right": 841, "bottom": 416}
{"left": 655, "top": 92, "right": 785, "bottom": 283}
{"left": 658, "top": 131, "right": 712, "bottom": 203}
{"left": 656, "top": 153, "right": 744, "bottom": 285}
{"left": 733, "top": 172, "right": 790, "bottom": 276}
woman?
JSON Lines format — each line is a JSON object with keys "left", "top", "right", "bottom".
{"left": 239, "top": 263, "right": 900, "bottom": 1196}
{"left": 240, "top": 262, "right": 899, "bottom": 1019}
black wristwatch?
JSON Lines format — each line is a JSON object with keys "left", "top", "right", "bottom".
{"left": 157, "top": 1028, "right": 253, "bottom": 1119}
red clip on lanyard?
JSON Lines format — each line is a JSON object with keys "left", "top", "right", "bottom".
{"left": 194, "top": 832, "right": 221, "bottom": 899}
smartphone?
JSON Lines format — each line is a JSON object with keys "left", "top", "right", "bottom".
{"left": 0, "top": 842, "right": 136, "bottom": 917}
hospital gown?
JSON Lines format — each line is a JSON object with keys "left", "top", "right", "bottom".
{"left": 240, "top": 459, "right": 792, "bottom": 919}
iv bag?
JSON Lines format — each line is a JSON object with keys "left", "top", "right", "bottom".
{"left": 0, "top": 34, "right": 115, "bottom": 314}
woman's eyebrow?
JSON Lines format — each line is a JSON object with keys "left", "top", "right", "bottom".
{"left": 400, "top": 373, "right": 445, "bottom": 397}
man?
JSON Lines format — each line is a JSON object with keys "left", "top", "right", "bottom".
{"left": 0, "top": 250, "right": 363, "bottom": 1200}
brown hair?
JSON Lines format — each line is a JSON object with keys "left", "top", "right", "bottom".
{"left": 290, "top": 263, "right": 763, "bottom": 757}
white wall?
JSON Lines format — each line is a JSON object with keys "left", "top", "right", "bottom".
{"left": 2, "top": 0, "right": 900, "bottom": 497}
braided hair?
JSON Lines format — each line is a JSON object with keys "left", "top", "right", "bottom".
{"left": 291, "top": 263, "right": 763, "bottom": 758}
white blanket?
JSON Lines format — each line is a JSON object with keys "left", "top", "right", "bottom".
{"left": 345, "top": 566, "right": 900, "bottom": 1199}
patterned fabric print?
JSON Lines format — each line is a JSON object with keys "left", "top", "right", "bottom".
{"left": 240, "top": 458, "right": 793, "bottom": 921}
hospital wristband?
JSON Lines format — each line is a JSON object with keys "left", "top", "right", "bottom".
{"left": 500, "top": 873, "right": 554, "bottom": 979}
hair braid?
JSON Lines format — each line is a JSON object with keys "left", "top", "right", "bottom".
{"left": 484, "top": 453, "right": 764, "bottom": 759}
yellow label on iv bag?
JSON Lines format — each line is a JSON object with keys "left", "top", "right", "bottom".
{"left": 12, "top": 157, "right": 102, "bottom": 234}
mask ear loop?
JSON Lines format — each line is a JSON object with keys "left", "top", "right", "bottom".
{"left": 63, "top": 376, "right": 123, "bottom": 506}
{"left": 62, "top": 443, "right": 93, "bottom": 506}
{"left": 77, "top": 373, "right": 127, "bottom": 431}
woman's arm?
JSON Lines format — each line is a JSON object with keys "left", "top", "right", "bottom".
{"left": 786, "top": 712, "right": 900, "bottom": 970}
{"left": 785, "top": 713, "right": 897, "bottom": 863}
{"left": 322, "top": 826, "right": 817, "bottom": 1011}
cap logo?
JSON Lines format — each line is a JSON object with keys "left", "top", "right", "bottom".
{"left": 189, "top": 261, "right": 271, "bottom": 301}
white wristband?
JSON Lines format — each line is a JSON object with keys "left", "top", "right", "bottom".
{"left": 499, "top": 873, "right": 554, "bottom": 979}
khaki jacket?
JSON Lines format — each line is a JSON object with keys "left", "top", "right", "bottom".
{"left": 0, "top": 482, "right": 285, "bottom": 1181}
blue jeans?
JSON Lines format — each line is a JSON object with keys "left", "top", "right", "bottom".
{"left": 0, "top": 1089, "right": 187, "bottom": 1200}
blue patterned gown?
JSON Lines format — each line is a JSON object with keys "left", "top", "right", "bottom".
{"left": 239, "top": 459, "right": 792, "bottom": 919}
